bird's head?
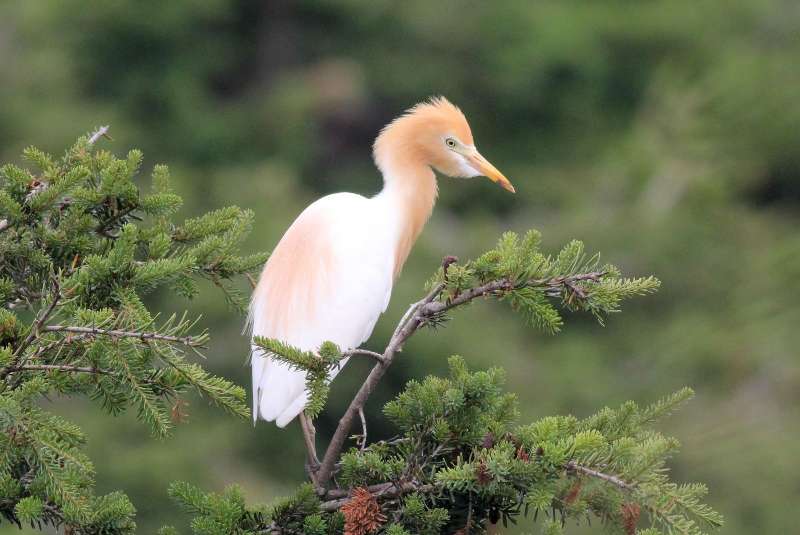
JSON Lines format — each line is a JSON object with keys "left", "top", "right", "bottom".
{"left": 373, "top": 96, "right": 515, "bottom": 193}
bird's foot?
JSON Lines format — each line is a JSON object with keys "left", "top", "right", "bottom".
{"left": 305, "top": 457, "right": 320, "bottom": 476}
{"left": 299, "top": 411, "right": 320, "bottom": 467}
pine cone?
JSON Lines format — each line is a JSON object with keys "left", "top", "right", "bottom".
{"left": 341, "top": 487, "right": 387, "bottom": 535}
{"left": 564, "top": 480, "right": 582, "bottom": 505}
{"left": 620, "top": 502, "right": 641, "bottom": 535}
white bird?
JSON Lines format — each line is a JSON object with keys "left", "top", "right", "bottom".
{"left": 248, "top": 97, "right": 514, "bottom": 430}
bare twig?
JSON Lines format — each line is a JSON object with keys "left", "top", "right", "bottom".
{"left": 41, "top": 325, "right": 206, "bottom": 347}
{"left": 87, "top": 125, "right": 111, "bottom": 145}
{"left": 566, "top": 461, "right": 634, "bottom": 491}
{"left": 5, "top": 364, "right": 116, "bottom": 376}
{"left": 391, "top": 282, "right": 444, "bottom": 341}
{"left": 343, "top": 348, "right": 384, "bottom": 363}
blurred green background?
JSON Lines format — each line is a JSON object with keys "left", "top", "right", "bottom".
{"left": 1, "top": 1, "right": 798, "bottom": 533}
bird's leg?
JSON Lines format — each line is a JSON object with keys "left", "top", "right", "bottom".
{"left": 299, "top": 411, "right": 320, "bottom": 471}
{"left": 357, "top": 407, "right": 367, "bottom": 450}
{"left": 391, "top": 300, "right": 422, "bottom": 341}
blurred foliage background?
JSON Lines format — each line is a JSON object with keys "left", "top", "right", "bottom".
{"left": 1, "top": 1, "right": 798, "bottom": 533}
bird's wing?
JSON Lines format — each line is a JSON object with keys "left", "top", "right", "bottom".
{"left": 248, "top": 193, "right": 395, "bottom": 427}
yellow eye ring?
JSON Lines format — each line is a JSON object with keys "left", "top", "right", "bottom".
{"left": 445, "top": 138, "right": 456, "bottom": 148}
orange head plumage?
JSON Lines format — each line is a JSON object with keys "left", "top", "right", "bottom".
{"left": 373, "top": 96, "right": 515, "bottom": 193}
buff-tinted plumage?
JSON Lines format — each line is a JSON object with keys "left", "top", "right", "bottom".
{"left": 248, "top": 96, "right": 513, "bottom": 427}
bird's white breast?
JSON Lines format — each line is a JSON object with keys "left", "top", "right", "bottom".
{"left": 249, "top": 191, "right": 402, "bottom": 425}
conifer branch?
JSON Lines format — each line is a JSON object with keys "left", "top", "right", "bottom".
{"left": 96, "top": 204, "right": 139, "bottom": 238}
{"left": 315, "top": 281, "right": 446, "bottom": 488}
{"left": 1, "top": 281, "right": 63, "bottom": 382}
{"left": 270, "top": 461, "right": 633, "bottom": 517}
{"left": 5, "top": 364, "right": 116, "bottom": 376}
{"left": 41, "top": 325, "right": 207, "bottom": 347}
{"left": 566, "top": 461, "right": 634, "bottom": 491}
{"left": 343, "top": 348, "right": 385, "bottom": 363}
{"left": 1, "top": 132, "right": 715, "bottom": 534}
{"left": 173, "top": 313, "right": 718, "bottom": 535}
{"left": 319, "top": 482, "right": 433, "bottom": 512}
{"left": 0, "top": 134, "right": 261, "bottom": 531}
{"left": 13, "top": 281, "right": 61, "bottom": 359}
{"left": 24, "top": 333, "right": 91, "bottom": 365}
{"left": 316, "top": 269, "right": 609, "bottom": 488}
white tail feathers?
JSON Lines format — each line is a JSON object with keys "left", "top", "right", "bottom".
{"left": 251, "top": 348, "right": 307, "bottom": 427}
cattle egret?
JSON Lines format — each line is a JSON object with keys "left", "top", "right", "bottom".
{"left": 248, "top": 96, "right": 514, "bottom": 433}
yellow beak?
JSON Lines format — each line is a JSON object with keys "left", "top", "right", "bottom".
{"left": 466, "top": 150, "right": 515, "bottom": 193}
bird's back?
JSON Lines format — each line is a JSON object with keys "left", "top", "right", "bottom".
{"left": 249, "top": 192, "right": 396, "bottom": 426}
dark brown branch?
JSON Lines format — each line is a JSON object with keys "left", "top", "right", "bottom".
{"left": 42, "top": 325, "right": 206, "bottom": 347}
{"left": 314, "top": 269, "right": 608, "bottom": 489}
{"left": 421, "top": 271, "right": 606, "bottom": 317}
{"left": 319, "top": 482, "right": 432, "bottom": 512}
{"left": 308, "top": 464, "right": 630, "bottom": 519}
{"left": 5, "top": 364, "right": 116, "bottom": 376}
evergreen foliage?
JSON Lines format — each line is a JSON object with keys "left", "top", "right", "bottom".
{"left": 1, "top": 4, "right": 797, "bottom": 531}
{"left": 212, "top": 232, "right": 714, "bottom": 534}
{"left": 428, "top": 231, "right": 660, "bottom": 331}
{"left": 253, "top": 338, "right": 343, "bottom": 419}
{"left": 167, "top": 358, "right": 721, "bottom": 534}
{"left": 0, "top": 133, "right": 721, "bottom": 534}
{"left": 0, "top": 131, "right": 265, "bottom": 532}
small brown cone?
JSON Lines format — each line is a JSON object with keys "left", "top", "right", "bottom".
{"left": 620, "top": 502, "right": 641, "bottom": 535}
{"left": 564, "top": 479, "right": 583, "bottom": 506}
{"left": 341, "top": 487, "right": 387, "bottom": 535}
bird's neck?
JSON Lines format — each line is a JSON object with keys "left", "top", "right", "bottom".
{"left": 377, "top": 161, "right": 438, "bottom": 278}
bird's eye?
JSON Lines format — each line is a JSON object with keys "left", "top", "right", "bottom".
{"left": 445, "top": 138, "right": 456, "bottom": 148}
